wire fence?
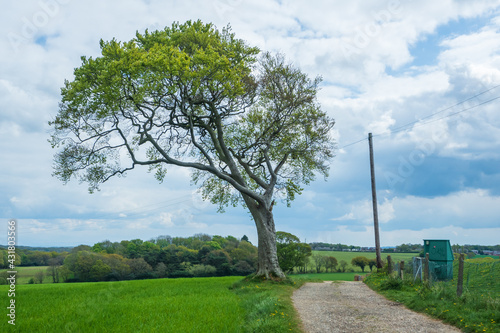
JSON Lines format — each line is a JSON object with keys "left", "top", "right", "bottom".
{"left": 387, "top": 255, "right": 500, "bottom": 299}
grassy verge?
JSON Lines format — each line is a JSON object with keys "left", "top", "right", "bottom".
{"left": 231, "top": 276, "right": 304, "bottom": 333}
{"left": 365, "top": 267, "right": 499, "bottom": 332}
{"left": 230, "top": 272, "right": 366, "bottom": 332}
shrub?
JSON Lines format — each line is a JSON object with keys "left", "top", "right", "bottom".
{"left": 189, "top": 264, "right": 217, "bottom": 277}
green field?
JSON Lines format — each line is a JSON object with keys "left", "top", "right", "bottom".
{"left": 0, "top": 270, "right": 369, "bottom": 332}
{"left": 1, "top": 276, "right": 246, "bottom": 332}
{"left": 1, "top": 266, "right": 51, "bottom": 284}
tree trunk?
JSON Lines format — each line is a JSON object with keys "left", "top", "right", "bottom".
{"left": 245, "top": 198, "right": 286, "bottom": 279}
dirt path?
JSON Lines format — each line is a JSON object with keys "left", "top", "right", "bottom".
{"left": 292, "top": 281, "right": 462, "bottom": 333}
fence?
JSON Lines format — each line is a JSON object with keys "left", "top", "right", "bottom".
{"left": 387, "top": 254, "right": 500, "bottom": 298}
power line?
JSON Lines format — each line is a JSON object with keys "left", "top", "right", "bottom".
{"left": 338, "top": 85, "right": 500, "bottom": 150}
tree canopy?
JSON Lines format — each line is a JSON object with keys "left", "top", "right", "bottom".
{"left": 276, "top": 231, "right": 312, "bottom": 273}
{"left": 49, "top": 20, "right": 335, "bottom": 278}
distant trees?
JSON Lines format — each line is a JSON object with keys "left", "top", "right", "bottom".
{"left": 312, "top": 254, "right": 326, "bottom": 273}
{"left": 368, "top": 259, "right": 377, "bottom": 272}
{"left": 21, "top": 234, "right": 259, "bottom": 283}
{"left": 324, "top": 256, "right": 338, "bottom": 272}
{"left": 339, "top": 260, "right": 348, "bottom": 272}
{"left": 351, "top": 256, "right": 370, "bottom": 272}
{"left": 276, "top": 232, "right": 312, "bottom": 274}
{"left": 395, "top": 243, "right": 422, "bottom": 253}
{"left": 34, "top": 270, "right": 45, "bottom": 284}
{"left": 47, "top": 257, "right": 64, "bottom": 283}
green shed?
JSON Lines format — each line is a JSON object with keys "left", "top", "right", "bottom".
{"left": 423, "top": 239, "right": 454, "bottom": 281}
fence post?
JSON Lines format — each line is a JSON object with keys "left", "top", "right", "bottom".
{"left": 457, "top": 253, "right": 464, "bottom": 297}
{"left": 399, "top": 261, "right": 405, "bottom": 280}
{"left": 424, "top": 253, "right": 430, "bottom": 285}
{"left": 387, "top": 255, "right": 392, "bottom": 275}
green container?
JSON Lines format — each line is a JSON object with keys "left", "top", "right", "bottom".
{"left": 423, "top": 239, "right": 454, "bottom": 280}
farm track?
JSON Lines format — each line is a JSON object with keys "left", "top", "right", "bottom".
{"left": 292, "top": 281, "right": 461, "bottom": 333}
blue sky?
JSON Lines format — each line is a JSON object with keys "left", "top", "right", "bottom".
{"left": 1, "top": 0, "right": 500, "bottom": 247}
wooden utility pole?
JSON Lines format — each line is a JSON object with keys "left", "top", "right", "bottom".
{"left": 369, "top": 133, "right": 383, "bottom": 269}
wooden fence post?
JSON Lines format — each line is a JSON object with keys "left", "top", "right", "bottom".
{"left": 399, "top": 261, "right": 405, "bottom": 280}
{"left": 387, "top": 255, "right": 392, "bottom": 275}
{"left": 424, "top": 253, "right": 430, "bottom": 285}
{"left": 457, "top": 253, "right": 464, "bottom": 297}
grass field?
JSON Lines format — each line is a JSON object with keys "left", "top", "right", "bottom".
{"left": 365, "top": 257, "right": 500, "bottom": 333}
{"left": 0, "top": 270, "right": 367, "bottom": 332}
{"left": 1, "top": 276, "right": 246, "bottom": 332}
{"left": 0, "top": 266, "right": 51, "bottom": 284}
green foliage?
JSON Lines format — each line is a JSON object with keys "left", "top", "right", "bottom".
{"left": 339, "top": 260, "right": 348, "bottom": 272}
{"left": 188, "top": 264, "right": 217, "bottom": 277}
{"left": 312, "top": 254, "right": 326, "bottom": 273}
{"left": 311, "top": 251, "right": 416, "bottom": 272}
{"left": 49, "top": 19, "right": 334, "bottom": 211}
{"left": 351, "top": 256, "right": 370, "bottom": 272}
{"left": 33, "top": 270, "right": 45, "bottom": 284}
{"left": 276, "top": 231, "right": 312, "bottom": 273}
{"left": 324, "top": 256, "right": 338, "bottom": 272}
{"left": 3, "top": 234, "right": 259, "bottom": 284}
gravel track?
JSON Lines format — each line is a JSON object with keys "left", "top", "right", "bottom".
{"left": 292, "top": 281, "right": 462, "bottom": 333}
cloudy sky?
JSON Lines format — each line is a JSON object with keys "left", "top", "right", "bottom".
{"left": 2, "top": 0, "right": 500, "bottom": 247}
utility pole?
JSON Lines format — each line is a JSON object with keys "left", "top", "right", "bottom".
{"left": 369, "top": 133, "right": 383, "bottom": 269}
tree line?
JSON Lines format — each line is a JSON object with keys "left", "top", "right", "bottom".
{"left": 1, "top": 234, "right": 258, "bottom": 283}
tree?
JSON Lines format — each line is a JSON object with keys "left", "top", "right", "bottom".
{"left": 154, "top": 262, "right": 168, "bottom": 278}
{"left": 47, "top": 257, "right": 64, "bottom": 283}
{"left": 351, "top": 256, "right": 370, "bottom": 272}
{"left": 34, "top": 270, "right": 45, "bottom": 284}
{"left": 58, "top": 265, "right": 72, "bottom": 282}
{"left": 368, "top": 258, "right": 377, "bottom": 272}
{"left": 324, "top": 256, "right": 338, "bottom": 272}
{"left": 339, "top": 260, "right": 348, "bottom": 272}
{"left": 128, "top": 258, "right": 153, "bottom": 279}
{"left": 49, "top": 20, "right": 335, "bottom": 279}
{"left": 89, "top": 259, "right": 112, "bottom": 281}
{"left": 276, "top": 231, "right": 312, "bottom": 274}
{"left": 312, "top": 254, "right": 326, "bottom": 273}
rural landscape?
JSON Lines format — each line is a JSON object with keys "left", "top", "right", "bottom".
{"left": 1, "top": 235, "right": 499, "bottom": 332}
{"left": 3, "top": 1, "right": 500, "bottom": 332}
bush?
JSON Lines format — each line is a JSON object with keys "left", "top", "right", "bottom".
{"left": 168, "top": 271, "right": 193, "bottom": 278}
{"left": 189, "top": 264, "right": 217, "bottom": 277}
{"left": 232, "top": 261, "right": 255, "bottom": 276}
{"left": 0, "top": 271, "right": 8, "bottom": 285}
{"left": 379, "top": 276, "right": 403, "bottom": 290}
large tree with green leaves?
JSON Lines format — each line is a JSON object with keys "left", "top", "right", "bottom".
{"left": 50, "top": 20, "right": 335, "bottom": 278}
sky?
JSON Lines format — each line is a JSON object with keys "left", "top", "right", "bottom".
{"left": 1, "top": 0, "right": 500, "bottom": 247}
